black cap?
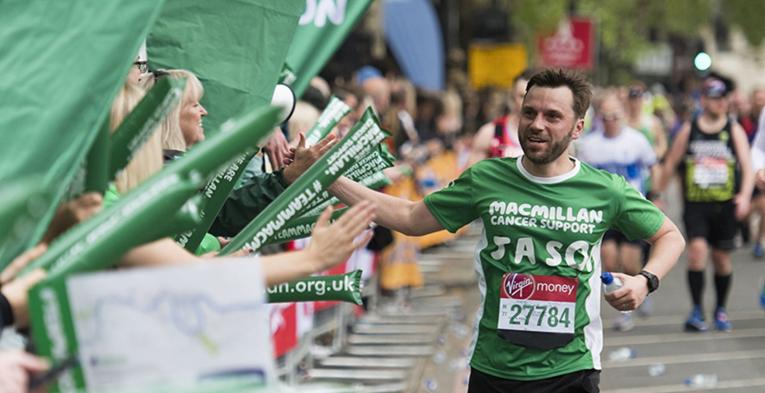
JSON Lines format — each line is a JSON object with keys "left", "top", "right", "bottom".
{"left": 703, "top": 78, "right": 729, "bottom": 98}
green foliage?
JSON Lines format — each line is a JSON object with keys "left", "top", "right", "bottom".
{"left": 508, "top": 0, "right": 569, "bottom": 58}
{"left": 505, "top": 0, "right": 765, "bottom": 83}
{"left": 724, "top": 0, "right": 765, "bottom": 46}
{"left": 507, "top": 0, "right": 712, "bottom": 83}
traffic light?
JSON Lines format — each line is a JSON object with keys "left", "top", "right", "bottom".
{"left": 694, "top": 51, "right": 712, "bottom": 72}
{"left": 692, "top": 40, "right": 711, "bottom": 73}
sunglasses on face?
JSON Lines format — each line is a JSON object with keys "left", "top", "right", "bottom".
{"left": 601, "top": 113, "right": 621, "bottom": 122}
{"left": 133, "top": 61, "right": 148, "bottom": 73}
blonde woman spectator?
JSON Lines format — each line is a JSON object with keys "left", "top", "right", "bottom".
{"left": 107, "top": 73, "right": 361, "bottom": 286}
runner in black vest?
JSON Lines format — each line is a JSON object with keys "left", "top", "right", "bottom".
{"left": 659, "top": 77, "right": 754, "bottom": 332}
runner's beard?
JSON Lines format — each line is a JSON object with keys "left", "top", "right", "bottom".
{"left": 520, "top": 126, "right": 575, "bottom": 165}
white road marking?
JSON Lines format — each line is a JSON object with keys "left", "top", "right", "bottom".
{"left": 605, "top": 349, "right": 765, "bottom": 368}
{"left": 603, "top": 377, "right": 765, "bottom": 393}
{"left": 604, "top": 327, "right": 765, "bottom": 346}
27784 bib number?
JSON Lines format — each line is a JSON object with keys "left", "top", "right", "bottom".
{"left": 501, "top": 302, "right": 573, "bottom": 332}
{"left": 498, "top": 273, "right": 577, "bottom": 343}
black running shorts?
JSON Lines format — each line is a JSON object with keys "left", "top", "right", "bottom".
{"left": 682, "top": 201, "right": 737, "bottom": 250}
{"left": 467, "top": 368, "right": 600, "bottom": 393}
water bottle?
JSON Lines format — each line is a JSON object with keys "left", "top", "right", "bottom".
{"left": 424, "top": 378, "right": 438, "bottom": 392}
{"left": 602, "top": 272, "right": 632, "bottom": 315}
{"left": 607, "top": 347, "right": 636, "bottom": 362}
{"left": 759, "top": 282, "right": 765, "bottom": 310}
{"left": 683, "top": 373, "right": 717, "bottom": 388}
{"left": 648, "top": 363, "right": 666, "bottom": 377}
{"left": 601, "top": 272, "right": 623, "bottom": 294}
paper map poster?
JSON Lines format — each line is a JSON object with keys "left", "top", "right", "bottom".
{"left": 32, "top": 258, "right": 274, "bottom": 392}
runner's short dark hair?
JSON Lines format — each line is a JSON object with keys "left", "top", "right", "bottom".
{"left": 526, "top": 69, "right": 592, "bottom": 119}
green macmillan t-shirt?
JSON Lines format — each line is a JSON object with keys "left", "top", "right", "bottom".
{"left": 424, "top": 157, "right": 664, "bottom": 381}
{"left": 104, "top": 184, "right": 220, "bottom": 255}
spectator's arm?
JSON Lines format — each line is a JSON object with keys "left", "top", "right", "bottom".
{"left": 259, "top": 203, "right": 375, "bottom": 286}
{"left": 467, "top": 122, "right": 494, "bottom": 167}
{"left": 209, "top": 172, "right": 288, "bottom": 237}
{"left": 41, "top": 192, "right": 103, "bottom": 244}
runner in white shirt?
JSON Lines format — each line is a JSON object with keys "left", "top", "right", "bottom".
{"left": 577, "top": 93, "right": 658, "bottom": 331}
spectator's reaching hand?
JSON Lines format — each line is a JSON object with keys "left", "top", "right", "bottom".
{"left": 0, "top": 244, "right": 46, "bottom": 285}
{"left": 0, "top": 351, "right": 49, "bottom": 393}
{"left": 283, "top": 134, "right": 337, "bottom": 184}
{"left": 1, "top": 244, "right": 48, "bottom": 328}
{"left": 262, "top": 130, "right": 292, "bottom": 170}
{"left": 305, "top": 201, "right": 375, "bottom": 272}
{"left": 1, "top": 269, "right": 46, "bottom": 328}
{"left": 42, "top": 192, "right": 103, "bottom": 243}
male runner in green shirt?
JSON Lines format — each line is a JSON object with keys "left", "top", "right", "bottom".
{"left": 329, "top": 69, "right": 685, "bottom": 392}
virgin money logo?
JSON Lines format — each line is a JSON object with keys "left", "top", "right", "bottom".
{"left": 505, "top": 273, "right": 535, "bottom": 300}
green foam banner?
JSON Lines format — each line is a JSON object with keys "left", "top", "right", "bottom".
{"left": 109, "top": 76, "right": 185, "bottom": 180}
{"left": 304, "top": 96, "right": 351, "bottom": 146}
{"left": 267, "top": 270, "right": 362, "bottom": 305}
{"left": 264, "top": 208, "right": 348, "bottom": 246}
{"left": 220, "top": 108, "right": 387, "bottom": 254}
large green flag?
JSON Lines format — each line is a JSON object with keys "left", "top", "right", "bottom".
{"left": 0, "top": 0, "right": 167, "bottom": 264}
{"left": 286, "top": 0, "right": 373, "bottom": 97}
{"left": 147, "top": 0, "right": 304, "bottom": 136}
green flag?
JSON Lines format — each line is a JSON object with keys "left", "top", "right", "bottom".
{"left": 20, "top": 106, "right": 280, "bottom": 278}
{"left": 147, "top": 0, "right": 304, "bottom": 136}
{"left": 0, "top": 179, "right": 49, "bottom": 267}
{"left": 0, "top": 0, "right": 167, "bottom": 264}
{"left": 286, "top": 0, "right": 373, "bottom": 97}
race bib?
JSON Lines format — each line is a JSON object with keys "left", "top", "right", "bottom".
{"left": 497, "top": 273, "right": 577, "bottom": 350}
{"left": 692, "top": 157, "right": 729, "bottom": 188}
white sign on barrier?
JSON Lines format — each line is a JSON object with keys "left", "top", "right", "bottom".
{"left": 64, "top": 259, "right": 274, "bottom": 391}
